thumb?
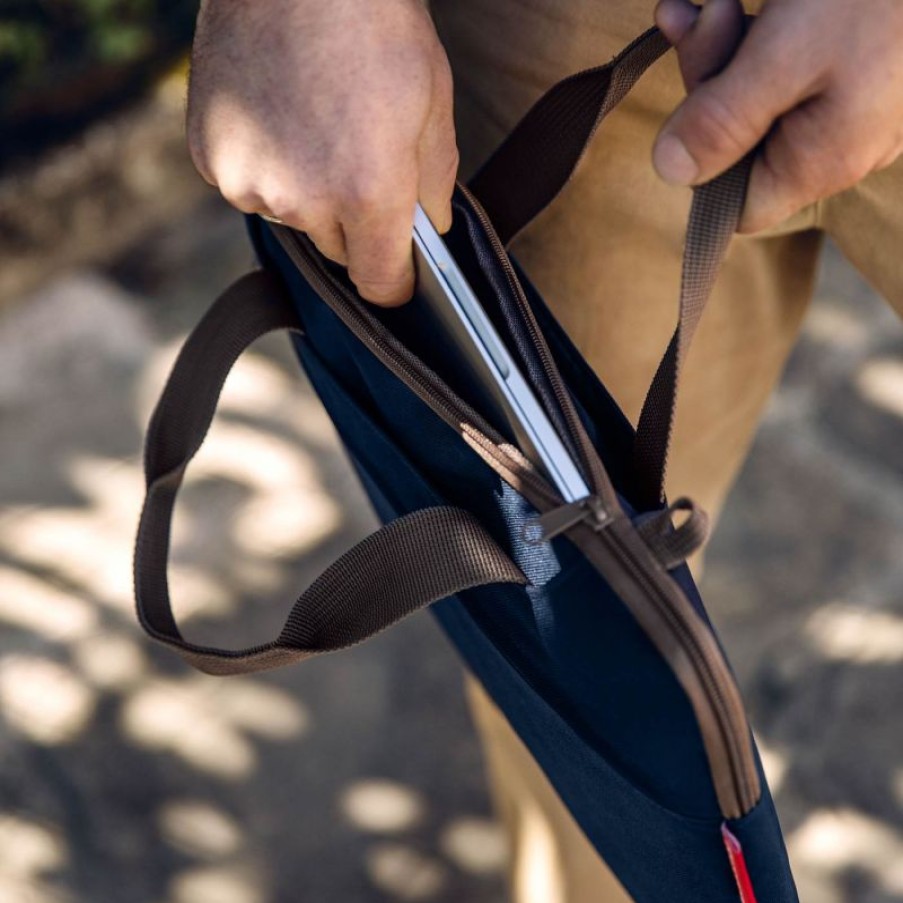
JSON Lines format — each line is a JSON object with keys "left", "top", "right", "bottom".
{"left": 652, "top": 8, "right": 803, "bottom": 186}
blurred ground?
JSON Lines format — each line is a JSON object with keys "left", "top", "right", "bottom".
{"left": 0, "top": 76, "right": 902, "bottom": 903}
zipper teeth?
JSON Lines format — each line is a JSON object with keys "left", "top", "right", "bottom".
{"left": 459, "top": 185, "right": 612, "bottom": 503}
{"left": 601, "top": 520, "right": 757, "bottom": 814}
{"left": 455, "top": 193, "right": 758, "bottom": 817}
{"left": 276, "top": 213, "right": 759, "bottom": 817}
{"left": 277, "top": 228, "right": 560, "bottom": 510}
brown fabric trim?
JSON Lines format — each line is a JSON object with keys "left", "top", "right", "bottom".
{"left": 569, "top": 513, "right": 759, "bottom": 818}
{"left": 273, "top": 226, "right": 565, "bottom": 513}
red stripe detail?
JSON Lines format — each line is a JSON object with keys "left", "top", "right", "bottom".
{"left": 721, "top": 823, "right": 759, "bottom": 903}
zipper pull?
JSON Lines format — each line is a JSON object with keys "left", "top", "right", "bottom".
{"left": 524, "top": 496, "right": 613, "bottom": 544}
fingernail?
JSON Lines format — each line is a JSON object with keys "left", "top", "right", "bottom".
{"left": 654, "top": 133, "right": 699, "bottom": 185}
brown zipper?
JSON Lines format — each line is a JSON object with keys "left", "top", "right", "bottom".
{"left": 459, "top": 188, "right": 761, "bottom": 817}
{"left": 272, "top": 226, "right": 561, "bottom": 511}
{"left": 458, "top": 184, "right": 618, "bottom": 511}
{"left": 272, "top": 215, "right": 760, "bottom": 819}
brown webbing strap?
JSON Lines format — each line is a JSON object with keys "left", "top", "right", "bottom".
{"left": 466, "top": 24, "right": 753, "bottom": 509}
{"left": 467, "top": 26, "right": 671, "bottom": 246}
{"left": 633, "top": 158, "right": 752, "bottom": 508}
{"left": 134, "top": 270, "right": 526, "bottom": 676}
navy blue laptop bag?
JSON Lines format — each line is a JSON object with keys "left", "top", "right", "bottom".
{"left": 136, "top": 27, "right": 797, "bottom": 902}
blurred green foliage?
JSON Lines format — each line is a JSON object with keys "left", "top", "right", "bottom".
{"left": 0, "top": 0, "right": 198, "bottom": 164}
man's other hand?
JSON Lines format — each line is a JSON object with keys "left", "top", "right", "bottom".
{"left": 653, "top": 0, "right": 903, "bottom": 234}
{"left": 187, "top": 0, "right": 458, "bottom": 305}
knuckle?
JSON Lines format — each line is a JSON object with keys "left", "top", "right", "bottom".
{"left": 784, "top": 140, "right": 857, "bottom": 198}
{"left": 354, "top": 279, "right": 409, "bottom": 305}
{"left": 342, "top": 186, "right": 382, "bottom": 218}
{"left": 359, "top": 285, "right": 401, "bottom": 302}
{"left": 433, "top": 53, "right": 455, "bottom": 100}
{"left": 276, "top": 182, "right": 335, "bottom": 230}
{"left": 833, "top": 155, "right": 870, "bottom": 190}
{"left": 261, "top": 189, "right": 306, "bottom": 226}
{"left": 777, "top": 139, "right": 820, "bottom": 190}
{"left": 348, "top": 267, "right": 403, "bottom": 290}
{"left": 349, "top": 260, "right": 409, "bottom": 293}
{"left": 217, "top": 177, "right": 263, "bottom": 214}
{"left": 308, "top": 232, "right": 343, "bottom": 262}
{"left": 875, "top": 142, "right": 903, "bottom": 171}
{"left": 339, "top": 171, "right": 397, "bottom": 219}
{"left": 441, "top": 145, "right": 461, "bottom": 184}
{"left": 688, "top": 91, "right": 758, "bottom": 160}
{"left": 186, "top": 133, "right": 217, "bottom": 186}
{"left": 777, "top": 107, "right": 867, "bottom": 195}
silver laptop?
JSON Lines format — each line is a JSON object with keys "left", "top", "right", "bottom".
{"left": 412, "top": 204, "right": 589, "bottom": 503}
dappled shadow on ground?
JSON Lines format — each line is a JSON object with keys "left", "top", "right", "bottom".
{"left": 0, "top": 204, "right": 507, "bottom": 903}
{"left": 0, "top": 162, "right": 901, "bottom": 900}
{"left": 704, "top": 249, "right": 903, "bottom": 903}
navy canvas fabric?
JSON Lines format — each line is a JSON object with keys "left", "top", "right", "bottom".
{"left": 248, "top": 215, "right": 798, "bottom": 903}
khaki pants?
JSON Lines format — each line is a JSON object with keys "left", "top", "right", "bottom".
{"left": 430, "top": 1, "right": 903, "bottom": 900}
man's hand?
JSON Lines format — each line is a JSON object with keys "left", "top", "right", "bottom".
{"left": 652, "top": 0, "right": 903, "bottom": 234}
{"left": 187, "top": 0, "right": 458, "bottom": 305}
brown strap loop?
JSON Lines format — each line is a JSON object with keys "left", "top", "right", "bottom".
{"left": 635, "top": 496, "right": 711, "bottom": 570}
{"left": 134, "top": 270, "right": 526, "bottom": 676}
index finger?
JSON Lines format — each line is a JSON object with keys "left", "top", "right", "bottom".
{"left": 342, "top": 198, "right": 418, "bottom": 306}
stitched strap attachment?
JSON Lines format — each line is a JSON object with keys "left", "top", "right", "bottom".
{"left": 134, "top": 270, "right": 526, "bottom": 676}
{"left": 635, "top": 496, "right": 711, "bottom": 570}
